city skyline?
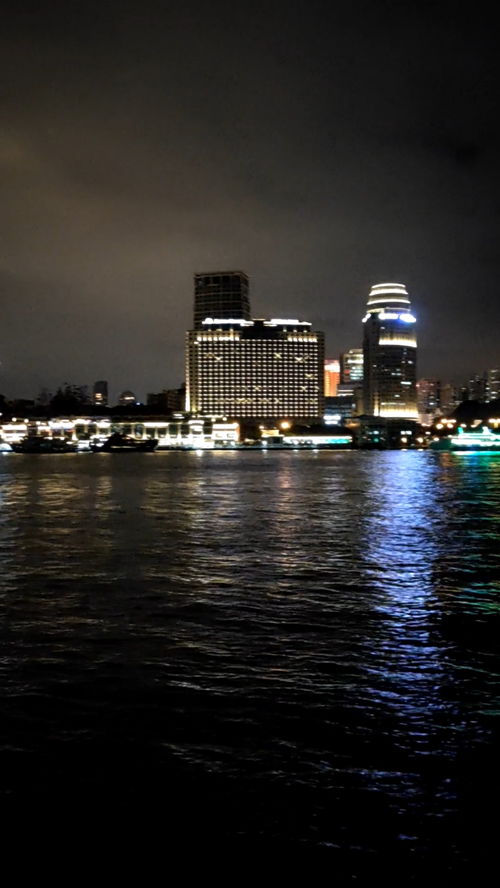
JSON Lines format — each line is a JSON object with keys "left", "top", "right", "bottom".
{"left": 2, "top": 2, "right": 500, "bottom": 399}
{"left": 1, "top": 269, "right": 499, "bottom": 406}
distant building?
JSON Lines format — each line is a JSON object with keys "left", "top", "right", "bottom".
{"left": 324, "top": 359, "right": 340, "bottom": 397}
{"left": 339, "top": 350, "right": 364, "bottom": 414}
{"left": 417, "top": 378, "right": 441, "bottom": 423}
{"left": 36, "top": 388, "right": 52, "bottom": 407}
{"left": 324, "top": 395, "right": 356, "bottom": 425}
{"left": 352, "top": 415, "right": 420, "bottom": 449}
{"left": 461, "top": 369, "right": 500, "bottom": 404}
{"left": 147, "top": 387, "right": 185, "bottom": 413}
{"left": 118, "top": 390, "right": 137, "bottom": 407}
{"left": 440, "top": 383, "right": 458, "bottom": 415}
{"left": 193, "top": 271, "right": 250, "bottom": 330}
{"left": 467, "top": 374, "right": 486, "bottom": 402}
{"left": 335, "top": 383, "right": 364, "bottom": 416}
{"left": 186, "top": 317, "right": 324, "bottom": 421}
{"left": 339, "top": 348, "right": 363, "bottom": 384}
{"left": 362, "top": 282, "right": 418, "bottom": 419}
{"left": 93, "top": 380, "right": 108, "bottom": 407}
{"left": 485, "top": 369, "right": 500, "bottom": 402}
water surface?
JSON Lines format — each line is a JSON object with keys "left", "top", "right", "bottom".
{"left": 0, "top": 451, "right": 498, "bottom": 870}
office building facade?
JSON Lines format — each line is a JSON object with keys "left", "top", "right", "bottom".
{"left": 362, "top": 282, "right": 418, "bottom": 418}
{"left": 186, "top": 318, "right": 324, "bottom": 420}
{"left": 340, "top": 348, "right": 363, "bottom": 384}
{"left": 193, "top": 271, "right": 250, "bottom": 329}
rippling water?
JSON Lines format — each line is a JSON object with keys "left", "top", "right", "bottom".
{"left": 0, "top": 451, "right": 499, "bottom": 869}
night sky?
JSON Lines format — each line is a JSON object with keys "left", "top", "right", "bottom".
{"left": 2, "top": 1, "right": 499, "bottom": 401}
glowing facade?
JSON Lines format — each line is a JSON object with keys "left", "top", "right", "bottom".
{"left": 324, "top": 359, "right": 340, "bottom": 396}
{"left": 186, "top": 318, "right": 324, "bottom": 420}
{"left": 362, "top": 283, "right": 418, "bottom": 418}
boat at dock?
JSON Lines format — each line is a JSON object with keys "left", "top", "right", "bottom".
{"left": 90, "top": 433, "right": 158, "bottom": 452}
{"left": 429, "top": 426, "right": 500, "bottom": 452}
{"left": 10, "top": 436, "right": 78, "bottom": 454}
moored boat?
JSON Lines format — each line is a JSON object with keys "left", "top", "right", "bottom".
{"left": 10, "top": 436, "right": 78, "bottom": 454}
{"left": 429, "top": 426, "right": 500, "bottom": 452}
{"left": 90, "top": 433, "right": 158, "bottom": 452}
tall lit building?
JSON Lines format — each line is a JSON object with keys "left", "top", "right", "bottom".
{"left": 193, "top": 271, "right": 250, "bottom": 329}
{"left": 186, "top": 317, "right": 324, "bottom": 420}
{"left": 324, "top": 359, "right": 340, "bottom": 396}
{"left": 339, "top": 348, "right": 363, "bottom": 384}
{"left": 362, "top": 282, "right": 418, "bottom": 418}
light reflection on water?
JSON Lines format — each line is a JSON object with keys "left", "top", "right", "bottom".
{"left": 0, "top": 451, "right": 499, "bottom": 866}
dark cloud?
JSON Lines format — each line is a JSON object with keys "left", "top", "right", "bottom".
{"left": 1, "top": 1, "right": 499, "bottom": 399}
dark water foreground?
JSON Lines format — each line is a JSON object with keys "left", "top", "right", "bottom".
{"left": 0, "top": 451, "right": 498, "bottom": 871}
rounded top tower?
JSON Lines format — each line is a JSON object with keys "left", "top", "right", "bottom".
{"left": 118, "top": 390, "right": 137, "bottom": 406}
{"left": 362, "top": 281, "right": 418, "bottom": 419}
{"left": 363, "top": 282, "right": 415, "bottom": 323}
{"left": 367, "top": 282, "right": 410, "bottom": 308}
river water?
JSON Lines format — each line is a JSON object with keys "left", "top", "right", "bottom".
{"left": 0, "top": 451, "right": 498, "bottom": 870}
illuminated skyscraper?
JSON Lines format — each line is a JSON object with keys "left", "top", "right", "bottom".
{"left": 362, "top": 283, "right": 418, "bottom": 418}
{"left": 186, "top": 317, "right": 324, "bottom": 420}
{"left": 193, "top": 271, "right": 250, "bottom": 329}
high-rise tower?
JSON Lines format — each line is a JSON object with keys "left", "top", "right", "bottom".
{"left": 193, "top": 271, "right": 250, "bottom": 329}
{"left": 362, "top": 283, "right": 418, "bottom": 418}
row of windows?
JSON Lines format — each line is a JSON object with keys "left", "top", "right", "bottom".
{"left": 200, "top": 405, "right": 320, "bottom": 412}
{"left": 199, "top": 386, "right": 319, "bottom": 393}
{"left": 194, "top": 368, "right": 320, "bottom": 375}
{"left": 194, "top": 359, "right": 318, "bottom": 366}
{"left": 196, "top": 355, "right": 319, "bottom": 360}
{"left": 193, "top": 337, "right": 319, "bottom": 345}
